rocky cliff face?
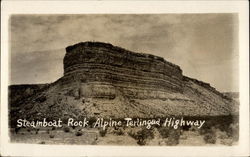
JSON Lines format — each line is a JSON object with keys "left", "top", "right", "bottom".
{"left": 9, "top": 42, "right": 238, "bottom": 124}
{"left": 60, "top": 42, "right": 183, "bottom": 99}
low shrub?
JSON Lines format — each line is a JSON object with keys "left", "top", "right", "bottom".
{"left": 199, "top": 126, "right": 213, "bottom": 136}
{"left": 203, "top": 132, "right": 216, "bottom": 144}
{"left": 128, "top": 131, "right": 137, "bottom": 139}
{"left": 143, "top": 128, "right": 154, "bottom": 139}
{"left": 137, "top": 139, "right": 147, "bottom": 146}
{"left": 113, "top": 128, "right": 124, "bottom": 136}
{"left": 35, "top": 128, "right": 39, "bottom": 134}
{"left": 63, "top": 126, "right": 70, "bottom": 133}
{"left": 99, "top": 129, "right": 107, "bottom": 137}
{"left": 49, "top": 134, "right": 55, "bottom": 138}
{"left": 157, "top": 127, "right": 170, "bottom": 138}
{"left": 75, "top": 130, "right": 83, "bottom": 136}
{"left": 136, "top": 128, "right": 154, "bottom": 140}
{"left": 39, "top": 141, "right": 45, "bottom": 144}
{"left": 128, "top": 128, "right": 154, "bottom": 146}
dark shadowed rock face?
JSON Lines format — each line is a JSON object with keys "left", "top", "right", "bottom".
{"left": 9, "top": 84, "right": 49, "bottom": 107}
{"left": 61, "top": 42, "right": 183, "bottom": 99}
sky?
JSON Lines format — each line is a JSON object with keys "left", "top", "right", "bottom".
{"left": 10, "top": 14, "right": 239, "bottom": 92}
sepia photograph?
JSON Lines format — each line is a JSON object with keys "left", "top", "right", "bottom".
{"left": 8, "top": 13, "right": 240, "bottom": 146}
{"left": 1, "top": 1, "right": 249, "bottom": 156}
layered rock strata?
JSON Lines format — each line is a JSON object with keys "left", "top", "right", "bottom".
{"left": 60, "top": 42, "right": 183, "bottom": 99}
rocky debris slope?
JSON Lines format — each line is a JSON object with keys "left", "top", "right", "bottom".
{"left": 9, "top": 42, "right": 238, "bottom": 125}
{"left": 9, "top": 84, "right": 49, "bottom": 108}
{"left": 222, "top": 92, "right": 239, "bottom": 102}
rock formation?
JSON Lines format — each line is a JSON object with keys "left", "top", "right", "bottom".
{"left": 60, "top": 42, "right": 183, "bottom": 99}
{"left": 9, "top": 42, "right": 239, "bottom": 125}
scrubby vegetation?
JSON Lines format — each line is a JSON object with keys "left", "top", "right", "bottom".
{"left": 113, "top": 128, "right": 125, "bottom": 136}
{"left": 203, "top": 130, "right": 216, "bottom": 144}
{"left": 49, "top": 134, "right": 55, "bottom": 138}
{"left": 10, "top": 115, "right": 239, "bottom": 146}
{"left": 157, "top": 127, "right": 181, "bottom": 145}
{"left": 51, "top": 126, "right": 56, "bottom": 130}
{"left": 63, "top": 126, "right": 70, "bottom": 133}
{"left": 39, "top": 141, "right": 46, "bottom": 144}
{"left": 128, "top": 128, "right": 154, "bottom": 145}
{"left": 99, "top": 129, "right": 107, "bottom": 137}
{"left": 157, "top": 127, "right": 170, "bottom": 138}
{"left": 35, "top": 128, "right": 39, "bottom": 134}
{"left": 75, "top": 130, "right": 83, "bottom": 136}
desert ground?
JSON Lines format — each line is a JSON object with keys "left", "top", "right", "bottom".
{"left": 10, "top": 122, "right": 238, "bottom": 146}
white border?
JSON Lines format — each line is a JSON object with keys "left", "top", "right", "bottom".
{"left": 1, "top": 1, "right": 249, "bottom": 156}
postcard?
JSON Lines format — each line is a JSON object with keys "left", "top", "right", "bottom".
{"left": 1, "top": 1, "right": 249, "bottom": 156}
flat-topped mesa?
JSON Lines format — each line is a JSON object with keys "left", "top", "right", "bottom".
{"left": 61, "top": 41, "right": 184, "bottom": 99}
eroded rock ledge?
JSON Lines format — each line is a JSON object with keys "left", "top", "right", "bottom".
{"left": 61, "top": 42, "right": 184, "bottom": 99}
